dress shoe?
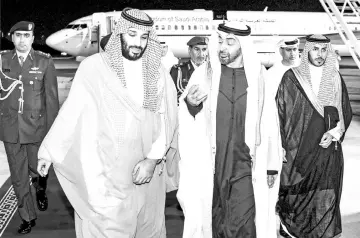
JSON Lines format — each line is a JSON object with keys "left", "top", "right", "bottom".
{"left": 17, "top": 219, "right": 35, "bottom": 234}
{"left": 279, "top": 225, "right": 292, "bottom": 238}
{"left": 36, "top": 189, "right": 48, "bottom": 211}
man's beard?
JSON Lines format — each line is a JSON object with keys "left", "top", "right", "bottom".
{"left": 120, "top": 35, "right": 147, "bottom": 61}
{"left": 193, "top": 56, "right": 206, "bottom": 66}
{"left": 310, "top": 56, "right": 326, "bottom": 67}
{"left": 218, "top": 48, "right": 241, "bottom": 65}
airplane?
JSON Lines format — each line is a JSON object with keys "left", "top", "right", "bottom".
{"left": 45, "top": 9, "right": 360, "bottom": 67}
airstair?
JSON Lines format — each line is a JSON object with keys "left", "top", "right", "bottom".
{"left": 318, "top": 0, "right": 360, "bottom": 69}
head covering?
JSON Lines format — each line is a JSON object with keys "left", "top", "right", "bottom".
{"left": 212, "top": 21, "right": 261, "bottom": 76}
{"left": 9, "top": 21, "right": 34, "bottom": 33}
{"left": 295, "top": 34, "right": 339, "bottom": 107}
{"left": 277, "top": 38, "right": 299, "bottom": 48}
{"left": 7, "top": 21, "right": 35, "bottom": 40}
{"left": 273, "top": 38, "right": 300, "bottom": 66}
{"left": 187, "top": 36, "right": 208, "bottom": 46}
{"left": 104, "top": 7, "right": 162, "bottom": 112}
{"left": 100, "top": 33, "right": 112, "bottom": 51}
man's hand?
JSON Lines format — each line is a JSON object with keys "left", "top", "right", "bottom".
{"left": 319, "top": 132, "right": 333, "bottom": 148}
{"left": 186, "top": 84, "right": 207, "bottom": 107}
{"left": 267, "top": 174, "right": 278, "bottom": 188}
{"left": 132, "top": 159, "right": 158, "bottom": 185}
{"left": 37, "top": 159, "right": 52, "bottom": 177}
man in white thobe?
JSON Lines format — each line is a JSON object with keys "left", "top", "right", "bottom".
{"left": 36, "top": 8, "right": 178, "bottom": 238}
{"left": 255, "top": 38, "right": 300, "bottom": 238}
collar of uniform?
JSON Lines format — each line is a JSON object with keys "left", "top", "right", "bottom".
{"left": 190, "top": 60, "right": 199, "bottom": 69}
{"left": 12, "top": 48, "right": 33, "bottom": 61}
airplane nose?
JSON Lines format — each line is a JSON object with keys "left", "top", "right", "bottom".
{"left": 46, "top": 32, "right": 63, "bottom": 48}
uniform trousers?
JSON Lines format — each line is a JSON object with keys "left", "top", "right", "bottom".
{"left": 4, "top": 141, "right": 47, "bottom": 221}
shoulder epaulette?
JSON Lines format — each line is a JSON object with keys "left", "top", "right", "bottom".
{"left": 0, "top": 50, "right": 10, "bottom": 55}
{"left": 35, "top": 50, "right": 51, "bottom": 58}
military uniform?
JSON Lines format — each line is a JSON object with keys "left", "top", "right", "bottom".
{"left": 0, "top": 48, "right": 59, "bottom": 223}
{"left": 170, "top": 60, "right": 195, "bottom": 101}
{"left": 169, "top": 36, "right": 208, "bottom": 102}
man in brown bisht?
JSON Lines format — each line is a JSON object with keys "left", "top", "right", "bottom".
{"left": 276, "top": 34, "right": 352, "bottom": 238}
{"left": 37, "top": 8, "right": 178, "bottom": 238}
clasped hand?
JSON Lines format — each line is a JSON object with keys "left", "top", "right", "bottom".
{"left": 186, "top": 84, "right": 208, "bottom": 107}
{"left": 319, "top": 132, "right": 333, "bottom": 148}
{"left": 132, "top": 158, "right": 158, "bottom": 185}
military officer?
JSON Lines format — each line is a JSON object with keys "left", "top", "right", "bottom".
{"left": 0, "top": 21, "right": 59, "bottom": 234}
{"left": 170, "top": 36, "right": 208, "bottom": 101}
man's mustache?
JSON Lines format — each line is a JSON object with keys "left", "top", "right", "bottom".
{"left": 129, "top": 46, "right": 143, "bottom": 51}
{"left": 315, "top": 57, "right": 324, "bottom": 61}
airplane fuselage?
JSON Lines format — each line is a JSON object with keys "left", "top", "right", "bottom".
{"left": 45, "top": 9, "right": 360, "bottom": 66}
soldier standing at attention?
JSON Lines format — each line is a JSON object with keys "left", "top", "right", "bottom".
{"left": 0, "top": 21, "right": 59, "bottom": 234}
{"left": 170, "top": 36, "right": 208, "bottom": 102}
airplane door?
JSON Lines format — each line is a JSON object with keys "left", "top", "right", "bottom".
{"left": 92, "top": 13, "right": 108, "bottom": 52}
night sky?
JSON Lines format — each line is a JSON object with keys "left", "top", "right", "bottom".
{"left": 1, "top": 0, "right": 323, "bottom": 49}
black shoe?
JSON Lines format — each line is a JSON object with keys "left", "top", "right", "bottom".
{"left": 17, "top": 219, "right": 36, "bottom": 234}
{"left": 279, "top": 225, "right": 291, "bottom": 238}
{"left": 36, "top": 190, "right": 48, "bottom": 211}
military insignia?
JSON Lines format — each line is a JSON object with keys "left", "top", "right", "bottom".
{"left": 31, "top": 67, "right": 39, "bottom": 71}
{"left": 182, "top": 78, "right": 188, "bottom": 83}
{"left": 0, "top": 50, "right": 10, "bottom": 54}
{"left": 29, "top": 81, "right": 34, "bottom": 85}
{"left": 29, "top": 24, "right": 32, "bottom": 30}
{"left": 29, "top": 70, "right": 42, "bottom": 74}
{"left": 36, "top": 51, "right": 50, "bottom": 58}
{"left": 2, "top": 68, "right": 10, "bottom": 72}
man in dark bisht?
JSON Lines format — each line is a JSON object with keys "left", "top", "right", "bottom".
{"left": 276, "top": 34, "right": 353, "bottom": 238}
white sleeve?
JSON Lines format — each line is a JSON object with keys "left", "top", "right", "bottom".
{"left": 146, "top": 97, "right": 167, "bottom": 160}
{"left": 328, "top": 121, "right": 342, "bottom": 141}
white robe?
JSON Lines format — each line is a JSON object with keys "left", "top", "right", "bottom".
{"left": 254, "top": 62, "right": 289, "bottom": 238}
{"left": 177, "top": 30, "right": 269, "bottom": 238}
{"left": 38, "top": 53, "right": 178, "bottom": 238}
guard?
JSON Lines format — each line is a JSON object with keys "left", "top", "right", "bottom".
{"left": 170, "top": 36, "right": 208, "bottom": 101}
{"left": 0, "top": 21, "right": 59, "bottom": 234}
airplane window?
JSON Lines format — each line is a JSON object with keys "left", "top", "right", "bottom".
{"left": 175, "top": 25, "right": 178, "bottom": 30}
{"left": 188, "top": 25, "right": 191, "bottom": 30}
{"left": 181, "top": 25, "right": 184, "bottom": 30}
{"left": 206, "top": 25, "right": 209, "bottom": 30}
{"left": 162, "top": 25, "right": 165, "bottom": 30}
{"left": 155, "top": 25, "right": 159, "bottom": 30}
{"left": 194, "top": 25, "right": 197, "bottom": 30}
{"left": 77, "top": 24, "right": 87, "bottom": 30}
{"left": 65, "top": 24, "right": 75, "bottom": 29}
{"left": 69, "top": 24, "right": 79, "bottom": 29}
{"left": 168, "top": 25, "right": 171, "bottom": 30}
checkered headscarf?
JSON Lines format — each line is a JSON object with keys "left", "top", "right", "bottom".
{"left": 296, "top": 34, "right": 340, "bottom": 107}
{"left": 105, "top": 8, "right": 162, "bottom": 112}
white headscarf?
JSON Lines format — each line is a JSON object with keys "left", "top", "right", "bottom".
{"left": 273, "top": 38, "right": 300, "bottom": 67}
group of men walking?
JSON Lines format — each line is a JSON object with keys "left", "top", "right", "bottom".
{"left": 0, "top": 7, "right": 352, "bottom": 238}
